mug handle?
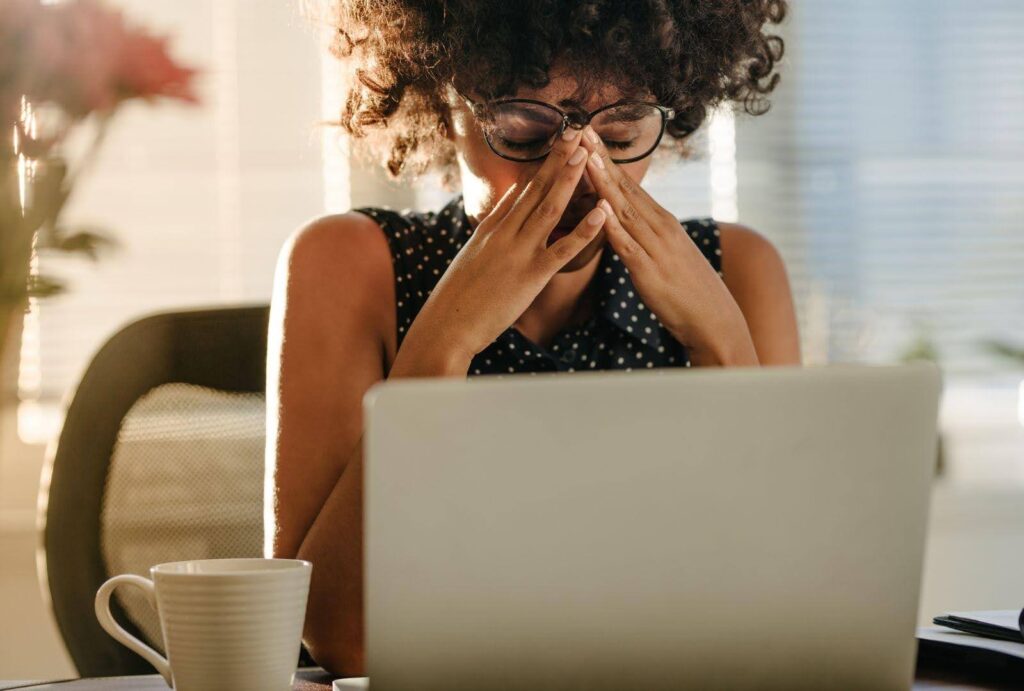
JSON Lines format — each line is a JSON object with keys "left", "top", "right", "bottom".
{"left": 94, "top": 574, "right": 172, "bottom": 686}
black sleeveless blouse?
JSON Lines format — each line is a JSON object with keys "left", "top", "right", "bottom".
{"left": 353, "top": 194, "right": 723, "bottom": 377}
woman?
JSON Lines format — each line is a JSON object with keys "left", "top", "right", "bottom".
{"left": 268, "top": 0, "right": 800, "bottom": 675}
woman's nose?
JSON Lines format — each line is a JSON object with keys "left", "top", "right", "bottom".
{"left": 576, "top": 167, "right": 596, "bottom": 196}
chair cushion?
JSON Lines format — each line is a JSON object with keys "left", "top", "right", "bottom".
{"left": 100, "top": 382, "right": 266, "bottom": 650}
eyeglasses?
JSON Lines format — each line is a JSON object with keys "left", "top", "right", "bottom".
{"left": 458, "top": 91, "right": 679, "bottom": 164}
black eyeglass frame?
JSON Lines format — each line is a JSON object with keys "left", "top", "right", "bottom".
{"left": 458, "top": 92, "right": 679, "bottom": 164}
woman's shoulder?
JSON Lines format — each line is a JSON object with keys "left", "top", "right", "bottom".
{"left": 714, "top": 221, "right": 786, "bottom": 274}
{"left": 277, "top": 198, "right": 456, "bottom": 311}
{"left": 675, "top": 217, "right": 785, "bottom": 279}
{"left": 281, "top": 212, "right": 393, "bottom": 283}
{"left": 275, "top": 212, "right": 396, "bottom": 341}
{"left": 710, "top": 221, "right": 795, "bottom": 338}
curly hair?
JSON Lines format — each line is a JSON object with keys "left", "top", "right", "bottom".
{"left": 314, "top": 0, "right": 786, "bottom": 186}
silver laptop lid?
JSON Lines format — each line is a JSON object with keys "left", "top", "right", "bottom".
{"left": 364, "top": 363, "right": 941, "bottom": 690}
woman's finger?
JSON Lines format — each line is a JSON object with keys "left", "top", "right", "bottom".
{"left": 543, "top": 203, "right": 606, "bottom": 271}
{"left": 586, "top": 133, "right": 673, "bottom": 229}
{"left": 504, "top": 126, "right": 584, "bottom": 229}
{"left": 580, "top": 128, "right": 659, "bottom": 253}
{"left": 598, "top": 198, "right": 650, "bottom": 266}
{"left": 476, "top": 180, "right": 523, "bottom": 232}
{"left": 520, "top": 136, "right": 589, "bottom": 243}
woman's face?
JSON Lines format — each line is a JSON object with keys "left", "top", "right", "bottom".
{"left": 445, "top": 72, "right": 656, "bottom": 273}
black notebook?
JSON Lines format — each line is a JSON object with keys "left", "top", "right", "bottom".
{"left": 933, "top": 610, "right": 1024, "bottom": 643}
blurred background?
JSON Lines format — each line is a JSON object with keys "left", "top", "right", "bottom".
{"left": 1, "top": 0, "right": 1022, "bottom": 679}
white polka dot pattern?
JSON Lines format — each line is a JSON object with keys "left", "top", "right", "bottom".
{"left": 352, "top": 194, "right": 725, "bottom": 377}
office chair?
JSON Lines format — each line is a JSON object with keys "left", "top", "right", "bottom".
{"left": 37, "top": 305, "right": 280, "bottom": 676}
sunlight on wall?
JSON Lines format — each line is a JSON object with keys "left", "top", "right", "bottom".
{"left": 708, "top": 105, "right": 738, "bottom": 223}
{"left": 321, "top": 36, "right": 351, "bottom": 214}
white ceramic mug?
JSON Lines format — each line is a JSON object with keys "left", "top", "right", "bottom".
{"left": 95, "top": 558, "right": 312, "bottom": 691}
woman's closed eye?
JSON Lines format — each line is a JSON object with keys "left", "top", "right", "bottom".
{"left": 497, "top": 136, "right": 548, "bottom": 151}
{"left": 602, "top": 138, "right": 637, "bottom": 151}
{"left": 497, "top": 135, "right": 636, "bottom": 152}
{"left": 596, "top": 125, "right": 642, "bottom": 150}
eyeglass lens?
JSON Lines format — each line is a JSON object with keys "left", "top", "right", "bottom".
{"left": 484, "top": 101, "right": 665, "bottom": 162}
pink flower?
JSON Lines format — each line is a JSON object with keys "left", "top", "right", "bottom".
{"left": 2, "top": 0, "right": 199, "bottom": 120}
{"left": 116, "top": 30, "right": 198, "bottom": 105}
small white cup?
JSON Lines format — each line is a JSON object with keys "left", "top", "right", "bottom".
{"left": 95, "top": 558, "right": 312, "bottom": 691}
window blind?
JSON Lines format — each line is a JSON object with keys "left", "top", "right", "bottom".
{"left": 736, "top": 0, "right": 1024, "bottom": 378}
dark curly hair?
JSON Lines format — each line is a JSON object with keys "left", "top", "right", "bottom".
{"left": 314, "top": 0, "right": 786, "bottom": 186}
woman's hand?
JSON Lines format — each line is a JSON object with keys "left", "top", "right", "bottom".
{"left": 398, "top": 126, "right": 607, "bottom": 370}
{"left": 579, "top": 126, "right": 759, "bottom": 366}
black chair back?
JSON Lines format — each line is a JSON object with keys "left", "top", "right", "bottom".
{"left": 39, "top": 305, "right": 271, "bottom": 676}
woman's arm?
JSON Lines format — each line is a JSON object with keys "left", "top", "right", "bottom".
{"left": 266, "top": 212, "right": 392, "bottom": 563}
{"left": 265, "top": 213, "right": 389, "bottom": 676}
{"left": 266, "top": 212, "right": 472, "bottom": 676}
{"left": 289, "top": 345, "right": 469, "bottom": 675}
{"left": 718, "top": 223, "right": 802, "bottom": 366}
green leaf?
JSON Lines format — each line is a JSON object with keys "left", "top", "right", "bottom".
{"left": 41, "top": 225, "right": 118, "bottom": 260}
{"left": 898, "top": 334, "right": 940, "bottom": 364}
{"left": 981, "top": 339, "right": 1024, "bottom": 364}
{"left": 25, "top": 274, "right": 66, "bottom": 299}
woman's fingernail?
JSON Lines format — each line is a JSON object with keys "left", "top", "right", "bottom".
{"left": 568, "top": 148, "right": 587, "bottom": 166}
{"left": 589, "top": 150, "right": 605, "bottom": 169}
{"left": 587, "top": 207, "right": 606, "bottom": 226}
{"left": 584, "top": 126, "right": 599, "bottom": 144}
{"left": 599, "top": 198, "right": 613, "bottom": 215}
{"left": 562, "top": 126, "right": 580, "bottom": 141}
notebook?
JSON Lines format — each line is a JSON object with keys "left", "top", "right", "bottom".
{"left": 917, "top": 608, "right": 1024, "bottom": 672}
{"left": 933, "top": 610, "right": 1024, "bottom": 643}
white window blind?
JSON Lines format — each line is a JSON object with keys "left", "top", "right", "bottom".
{"left": 736, "top": 0, "right": 1024, "bottom": 378}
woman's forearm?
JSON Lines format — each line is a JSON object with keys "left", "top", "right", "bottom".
{"left": 296, "top": 438, "right": 366, "bottom": 676}
{"left": 295, "top": 334, "right": 472, "bottom": 676}
{"left": 681, "top": 307, "right": 760, "bottom": 368}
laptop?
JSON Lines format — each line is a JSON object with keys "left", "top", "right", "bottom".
{"left": 356, "top": 363, "right": 942, "bottom": 690}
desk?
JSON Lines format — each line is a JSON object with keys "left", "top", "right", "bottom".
{"left": 0, "top": 670, "right": 331, "bottom": 690}
{"left": 1, "top": 655, "right": 1022, "bottom": 691}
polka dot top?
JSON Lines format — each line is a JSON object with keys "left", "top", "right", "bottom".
{"left": 352, "top": 194, "right": 724, "bottom": 377}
